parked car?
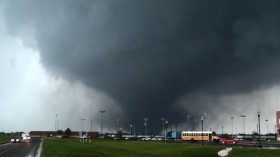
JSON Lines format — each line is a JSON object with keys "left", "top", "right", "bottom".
{"left": 141, "top": 137, "right": 151, "bottom": 141}
{"left": 219, "top": 138, "right": 239, "bottom": 144}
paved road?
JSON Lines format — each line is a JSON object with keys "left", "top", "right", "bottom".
{"left": 0, "top": 137, "right": 41, "bottom": 157}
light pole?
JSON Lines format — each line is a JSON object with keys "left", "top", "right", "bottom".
{"left": 133, "top": 125, "right": 136, "bottom": 136}
{"left": 57, "top": 119, "right": 59, "bottom": 130}
{"left": 81, "top": 118, "right": 85, "bottom": 137}
{"left": 265, "top": 119, "right": 269, "bottom": 141}
{"left": 116, "top": 118, "right": 119, "bottom": 133}
{"left": 201, "top": 117, "right": 204, "bottom": 145}
{"left": 240, "top": 115, "right": 246, "bottom": 134}
{"left": 165, "top": 120, "right": 168, "bottom": 141}
{"left": 194, "top": 119, "right": 197, "bottom": 131}
{"left": 204, "top": 113, "right": 208, "bottom": 130}
{"left": 231, "top": 117, "right": 234, "bottom": 137}
{"left": 130, "top": 124, "right": 133, "bottom": 137}
{"left": 161, "top": 118, "right": 165, "bottom": 137}
{"left": 173, "top": 113, "right": 178, "bottom": 132}
{"left": 187, "top": 114, "right": 190, "bottom": 131}
{"left": 99, "top": 110, "right": 105, "bottom": 135}
{"left": 257, "top": 111, "right": 262, "bottom": 148}
{"left": 91, "top": 120, "right": 92, "bottom": 133}
{"left": 55, "top": 114, "right": 58, "bottom": 131}
{"left": 265, "top": 119, "right": 269, "bottom": 134}
{"left": 144, "top": 118, "right": 148, "bottom": 137}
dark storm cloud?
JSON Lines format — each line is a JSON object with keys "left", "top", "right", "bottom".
{"left": 2, "top": 0, "right": 280, "bottom": 127}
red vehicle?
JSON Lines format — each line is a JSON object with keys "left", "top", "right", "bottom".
{"left": 219, "top": 138, "right": 239, "bottom": 144}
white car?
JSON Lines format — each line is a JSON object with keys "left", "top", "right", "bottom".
{"left": 11, "top": 137, "right": 21, "bottom": 143}
{"left": 142, "top": 137, "right": 151, "bottom": 141}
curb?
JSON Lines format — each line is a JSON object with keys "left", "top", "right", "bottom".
{"left": 34, "top": 138, "right": 43, "bottom": 157}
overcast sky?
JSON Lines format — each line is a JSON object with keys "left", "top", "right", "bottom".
{"left": 0, "top": 0, "right": 280, "bottom": 135}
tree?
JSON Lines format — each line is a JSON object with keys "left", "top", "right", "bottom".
{"left": 116, "top": 131, "right": 123, "bottom": 140}
{"left": 252, "top": 131, "right": 258, "bottom": 135}
{"left": 65, "top": 128, "right": 72, "bottom": 137}
{"left": 57, "top": 130, "right": 63, "bottom": 135}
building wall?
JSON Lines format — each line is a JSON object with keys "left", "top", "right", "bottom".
{"left": 30, "top": 131, "right": 99, "bottom": 138}
{"left": 29, "top": 131, "right": 56, "bottom": 137}
{"left": 276, "top": 111, "right": 280, "bottom": 141}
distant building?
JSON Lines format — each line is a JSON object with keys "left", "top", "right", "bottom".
{"left": 29, "top": 131, "right": 98, "bottom": 138}
{"left": 29, "top": 131, "right": 56, "bottom": 137}
{"left": 276, "top": 111, "right": 280, "bottom": 141}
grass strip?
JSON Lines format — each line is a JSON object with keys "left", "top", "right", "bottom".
{"left": 41, "top": 138, "right": 222, "bottom": 157}
{"left": 0, "top": 135, "right": 10, "bottom": 144}
{"left": 228, "top": 148, "right": 280, "bottom": 157}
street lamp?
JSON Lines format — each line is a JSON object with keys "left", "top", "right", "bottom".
{"left": 81, "top": 118, "right": 85, "bottom": 137}
{"left": 265, "top": 119, "right": 269, "bottom": 141}
{"left": 194, "top": 119, "right": 197, "bottom": 131}
{"left": 130, "top": 124, "right": 133, "bottom": 137}
{"left": 133, "top": 125, "right": 136, "bottom": 136}
{"left": 173, "top": 113, "right": 179, "bottom": 132}
{"left": 91, "top": 120, "right": 93, "bottom": 133}
{"left": 230, "top": 117, "right": 234, "bottom": 137}
{"left": 99, "top": 110, "right": 106, "bottom": 135}
{"left": 161, "top": 118, "right": 165, "bottom": 137}
{"left": 201, "top": 117, "right": 204, "bottom": 145}
{"left": 257, "top": 111, "right": 262, "bottom": 148}
{"left": 144, "top": 118, "right": 148, "bottom": 137}
{"left": 55, "top": 114, "right": 58, "bottom": 132}
{"left": 240, "top": 115, "right": 246, "bottom": 134}
{"left": 116, "top": 118, "right": 120, "bottom": 133}
{"left": 265, "top": 119, "right": 269, "bottom": 134}
{"left": 165, "top": 120, "right": 168, "bottom": 141}
{"left": 204, "top": 113, "right": 208, "bottom": 130}
{"left": 187, "top": 114, "right": 190, "bottom": 131}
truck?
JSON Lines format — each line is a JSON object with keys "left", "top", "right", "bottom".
{"left": 166, "top": 131, "right": 182, "bottom": 140}
{"left": 22, "top": 133, "right": 31, "bottom": 142}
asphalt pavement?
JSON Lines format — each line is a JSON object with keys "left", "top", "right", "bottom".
{"left": 0, "top": 137, "right": 41, "bottom": 157}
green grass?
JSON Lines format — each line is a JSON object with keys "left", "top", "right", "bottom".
{"left": 41, "top": 138, "right": 280, "bottom": 157}
{"left": 0, "top": 135, "right": 10, "bottom": 144}
{"left": 41, "top": 138, "right": 223, "bottom": 157}
{"left": 228, "top": 148, "right": 280, "bottom": 157}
